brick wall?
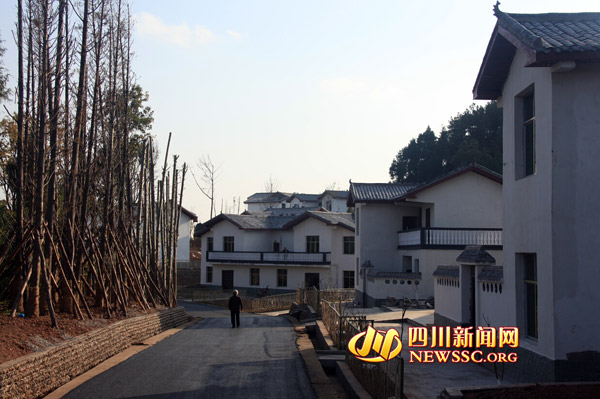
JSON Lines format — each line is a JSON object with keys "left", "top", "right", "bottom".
{"left": 0, "top": 307, "right": 190, "bottom": 399}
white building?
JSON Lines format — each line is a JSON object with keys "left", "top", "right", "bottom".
{"left": 319, "top": 190, "right": 350, "bottom": 213}
{"left": 349, "top": 164, "right": 503, "bottom": 307}
{"left": 434, "top": 6, "right": 600, "bottom": 382}
{"left": 244, "top": 190, "right": 350, "bottom": 212}
{"left": 176, "top": 206, "right": 198, "bottom": 267}
{"left": 285, "top": 193, "right": 320, "bottom": 209}
{"left": 197, "top": 209, "right": 356, "bottom": 293}
{"left": 243, "top": 192, "right": 292, "bottom": 211}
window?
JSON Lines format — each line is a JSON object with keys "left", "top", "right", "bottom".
{"left": 207, "top": 237, "right": 213, "bottom": 252}
{"left": 523, "top": 253, "right": 538, "bottom": 339}
{"left": 402, "top": 256, "right": 413, "bottom": 273}
{"left": 250, "top": 268, "right": 260, "bottom": 286}
{"left": 306, "top": 236, "right": 320, "bottom": 253}
{"left": 206, "top": 266, "right": 213, "bottom": 283}
{"left": 277, "top": 269, "right": 287, "bottom": 287}
{"left": 343, "top": 236, "right": 355, "bottom": 254}
{"left": 516, "top": 88, "right": 535, "bottom": 179}
{"left": 223, "top": 236, "right": 234, "bottom": 252}
{"left": 343, "top": 271, "right": 355, "bottom": 288}
{"left": 402, "top": 216, "right": 419, "bottom": 231}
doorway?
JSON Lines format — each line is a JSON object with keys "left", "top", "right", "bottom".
{"left": 304, "top": 273, "right": 320, "bottom": 289}
{"left": 222, "top": 270, "right": 234, "bottom": 290}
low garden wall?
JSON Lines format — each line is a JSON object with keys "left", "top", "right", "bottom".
{"left": 0, "top": 307, "right": 190, "bottom": 399}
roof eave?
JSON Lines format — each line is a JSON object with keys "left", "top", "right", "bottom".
{"left": 393, "top": 164, "right": 502, "bottom": 201}
{"left": 473, "top": 26, "right": 518, "bottom": 100}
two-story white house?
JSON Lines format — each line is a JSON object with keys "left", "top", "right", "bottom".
{"left": 244, "top": 190, "right": 351, "bottom": 213}
{"left": 197, "top": 209, "right": 356, "bottom": 294}
{"left": 349, "top": 164, "right": 503, "bottom": 307}
{"left": 434, "top": 6, "right": 600, "bottom": 382}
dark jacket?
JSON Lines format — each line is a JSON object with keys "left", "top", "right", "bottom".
{"left": 228, "top": 295, "right": 243, "bottom": 312}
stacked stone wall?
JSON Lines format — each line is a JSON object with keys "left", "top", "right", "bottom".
{"left": 0, "top": 307, "right": 190, "bottom": 399}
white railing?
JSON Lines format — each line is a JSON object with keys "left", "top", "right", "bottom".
{"left": 208, "top": 251, "right": 262, "bottom": 261}
{"left": 397, "top": 229, "right": 421, "bottom": 246}
{"left": 206, "top": 251, "right": 331, "bottom": 265}
{"left": 398, "top": 228, "right": 502, "bottom": 247}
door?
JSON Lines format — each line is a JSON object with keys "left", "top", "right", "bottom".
{"left": 222, "top": 270, "right": 234, "bottom": 290}
{"left": 304, "top": 273, "right": 320, "bottom": 289}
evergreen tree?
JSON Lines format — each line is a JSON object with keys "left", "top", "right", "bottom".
{"left": 390, "top": 102, "right": 502, "bottom": 183}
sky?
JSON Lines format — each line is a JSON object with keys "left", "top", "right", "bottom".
{"left": 0, "top": 0, "right": 598, "bottom": 222}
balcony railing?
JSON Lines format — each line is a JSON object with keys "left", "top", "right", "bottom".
{"left": 206, "top": 251, "right": 331, "bottom": 265}
{"left": 398, "top": 228, "right": 502, "bottom": 249}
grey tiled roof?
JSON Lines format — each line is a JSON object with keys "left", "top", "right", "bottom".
{"left": 501, "top": 11, "right": 600, "bottom": 54}
{"left": 433, "top": 266, "right": 460, "bottom": 279}
{"left": 478, "top": 266, "right": 504, "bottom": 282}
{"left": 308, "top": 211, "right": 355, "bottom": 230}
{"left": 475, "top": 6, "right": 600, "bottom": 99}
{"left": 456, "top": 246, "right": 497, "bottom": 265}
{"left": 246, "top": 208, "right": 309, "bottom": 217}
{"left": 349, "top": 182, "right": 420, "bottom": 203}
{"left": 244, "top": 192, "right": 291, "bottom": 204}
{"left": 319, "top": 190, "right": 349, "bottom": 200}
{"left": 286, "top": 193, "right": 320, "bottom": 202}
{"left": 224, "top": 214, "right": 296, "bottom": 230}
{"left": 197, "top": 209, "right": 354, "bottom": 235}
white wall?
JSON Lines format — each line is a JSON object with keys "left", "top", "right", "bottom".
{"left": 407, "top": 171, "right": 502, "bottom": 228}
{"left": 356, "top": 202, "right": 419, "bottom": 272}
{"left": 500, "top": 49, "right": 556, "bottom": 360}
{"left": 550, "top": 63, "right": 600, "bottom": 359}
{"left": 203, "top": 263, "right": 330, "bottom": 290}
{"left": 177, "top": 213, "right": 193, "bottom": 261}
{"left": 434, "top": 277, "right": 462, "bottom": 324}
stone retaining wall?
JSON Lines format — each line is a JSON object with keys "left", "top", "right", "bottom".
{"left": 0, "top": 307, "right": 190, "bottom": 399}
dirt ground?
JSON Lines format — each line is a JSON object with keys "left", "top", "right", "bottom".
{"left": 0, "top": 304, "right": 161, "bottom": 364}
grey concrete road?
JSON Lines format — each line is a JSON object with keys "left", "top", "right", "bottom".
{"left": 64, "top": 302, "right": 315, "bottom": 399}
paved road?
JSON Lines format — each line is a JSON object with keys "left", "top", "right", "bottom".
{"left": 65, "top": 302, "right": 315, "bottom": 399}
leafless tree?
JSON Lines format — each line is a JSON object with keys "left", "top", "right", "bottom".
{"left": 0, "top": 0, "right": 186, "bottom": 325}
{"left": 192, "top": 154, "right": 222, "bottom": 219}
{"left": 264, "top": 175, "right": 281, "bottom": 209}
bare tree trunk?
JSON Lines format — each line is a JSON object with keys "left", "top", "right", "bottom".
{"left": 26, "top": 0, "right": 50, "bottom": 317}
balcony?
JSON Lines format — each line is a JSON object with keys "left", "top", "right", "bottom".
{"left": 206, "top": 251, "right": 331, "bottom": 265}
{"left": 398, "top": 228, "right": 502, "bottom": 249}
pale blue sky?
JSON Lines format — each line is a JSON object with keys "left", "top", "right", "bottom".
{"left": 0, "top": 0, "right": 598, "bottom": 221}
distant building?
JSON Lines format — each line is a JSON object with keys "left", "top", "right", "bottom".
{"left": 177, "top": 206, "right": 198, "bottom": 267}
{"left": 285, "top": 193, "right": 320, "bottom": 209}
{"left": 434, "top": 5, "right": 600, "bottom": 382}
{"left": 348, "top": 164, "right": 503, "bottom": 307}
{"left": 319, "top": 190, "right": 350, "bottom": 212}
{"left": 196, "top": 209, "right": 356, "bottom": 293}
{"left": 244, "top": 192, "right": 292, "bottom": 211}
{"left": 244, "top": 190, "right": 350, "bottom": 212}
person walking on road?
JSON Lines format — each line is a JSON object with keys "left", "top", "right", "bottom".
{"left": 228, "top": 290, "right": 243, "bottom": 328}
